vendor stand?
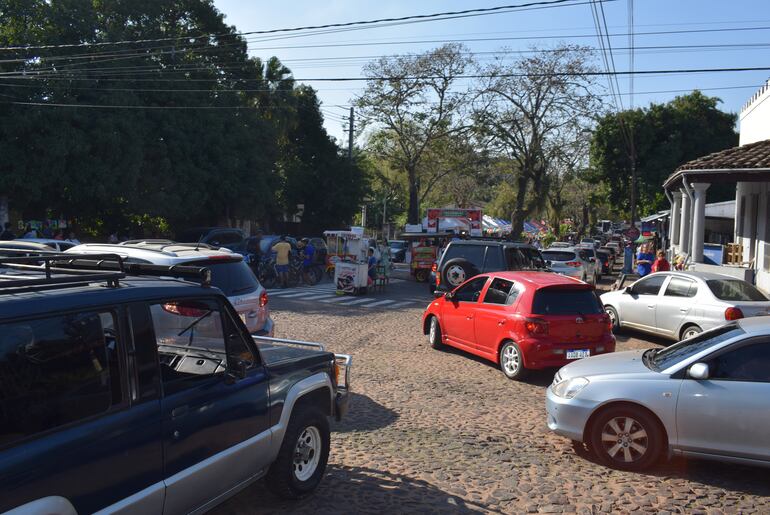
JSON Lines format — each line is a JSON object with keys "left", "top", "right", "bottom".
{"left": 399, "top": 232, "right": 453, "bottom": 282}
{"left": 324, "top": 229, "right": 374, "bottom": 295}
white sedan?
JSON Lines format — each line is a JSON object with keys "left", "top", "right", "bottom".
{"left": 601, "top": 271, "right": 770, "bottom": 341}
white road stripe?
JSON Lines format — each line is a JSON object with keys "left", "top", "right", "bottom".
{"left": 342, "top": 297, "right": 377, "bottom": 305}
{"left": 360, "top": 299, "right": 396, "bottom": 308}
{"left": 321, "top": 295, "right": 360, "bottom": 303}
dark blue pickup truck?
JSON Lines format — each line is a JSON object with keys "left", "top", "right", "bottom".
{"left": 0, "top": 252, "right": 351, "bottom": 515}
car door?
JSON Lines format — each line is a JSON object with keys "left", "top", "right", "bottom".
{"left": 0, "top": 309, "right": 164, "bottom": 515}
{"left": 146, "top": 297, "right": 270, "bottom": 515}
{"left": 441, "top": 276, "right": 488, "bottom": 349}
{"left": 620, "top": 275, "right": 668, "bottom": 331}
{"left": 655, "top": 276, "right": 698, "bottom": 338}
{"left": 473, "top": 278, "right": 516, "bottom": 359}
{"left": 675, "top": 338, "right": 770, "bottom": 462}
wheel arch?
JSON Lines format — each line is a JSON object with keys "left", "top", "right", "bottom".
{"left": 679, "top": 322, "right": 702, "bottom": 341}
{"left": 423, "top": 313, "right": 437, "bottom": 335}
{"left": 582, "top": 400, "right": 669, "bottom": 451}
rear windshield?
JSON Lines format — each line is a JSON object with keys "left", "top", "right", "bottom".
{"left": 531, "top": 289, "right": 603, "bottom": 315}
{"left": 187, "top": 260, "right": 259, "bottom": 296}
{"left": 541, "top": 251, "right": 576, "bottom": 262}
{"left": 707, "top": 279, "right": 768, "bottom": 301}
{"left": 442, "top": 245, "right": 486, "bottom": 267}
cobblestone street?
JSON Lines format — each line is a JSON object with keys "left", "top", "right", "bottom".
{"left": 215, "top": 278, "right": 770, "bottom": 514}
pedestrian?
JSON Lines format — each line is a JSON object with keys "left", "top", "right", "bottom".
{"left": 0, "top": 222, "right": 15, "bottom": 240}
{"left": 379, "top": 239, "right": 392, "bottom": 282}
{"left": 22, "top": 224, "right": 37, "bottom": 239}
{"left": 635, "top": 243, "right": 654, "bottom": 277}
{"left": 108, "top": 231, "right": 119, "bottom": 244}
{"left": 65, "top": 231, "right": 80, "bottom": 245}
{"left": 367, "top": 247, "right": 378, "bottom": 285}
{"left": 41, "top": 221, "right": 53, "bottom": 239}
{"left": 271, "top": 235, "right": 292, "bottom": 288}
{"left": 298, "top": 237, "right": 315, "bottom": 284}
{"left": 651, "top": 249, "right": 671, "bottom": 273}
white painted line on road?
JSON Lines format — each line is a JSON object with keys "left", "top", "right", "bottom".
{"left": 320, "top": 295, "right": 360, "bottom": 303}
{"left": 343, "top": 297, "right": 377, "bottom": 305}
{"left": 361, "top": 299, "right": 395, "bottom": 308}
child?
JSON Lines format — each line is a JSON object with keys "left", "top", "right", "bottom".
{"left": 651, "top": 249, "right": 670, "bottom": 273}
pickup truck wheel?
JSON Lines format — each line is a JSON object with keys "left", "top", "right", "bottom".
{"left": 266, "top": 407, "right": 330, "bottom": 499}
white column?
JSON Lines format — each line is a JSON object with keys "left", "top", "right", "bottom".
{"left": 670, "top": 191, "right": 682, "bottom": 247}
{"left": 690, "top": 183, "right": 710, "bottom": 263}
{"left": 679, "top": 188, "right": 691, "bottom": 255}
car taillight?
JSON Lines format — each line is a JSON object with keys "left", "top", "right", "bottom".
{"left": 725, "top": 307, "right": 743, "bottom": 320}
{"left": 601, "top": 312, "right": 612, "bottom": 331}
{"left": 565, "top": 261, "right": 582, "bottom": 267}
{"left": 260, "top": 291, "right": 268, "bottom": 308}
{"left": 431, "top": 262, "right": 437, "bottom": 272}
{"left": 524, "top": 318, "right": 549, "bottom": 335}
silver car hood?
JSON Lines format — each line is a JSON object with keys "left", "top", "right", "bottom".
{"left": 556, "top": 349, "right": 652, "bottom": 381}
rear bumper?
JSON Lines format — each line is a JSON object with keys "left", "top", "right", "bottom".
{"left": 253, "top": 316, "right": 275, "bottom": 337}
{"left": 520, "top": 334, "right": 616, "bottom": 370}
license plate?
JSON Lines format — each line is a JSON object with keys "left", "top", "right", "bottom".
{"left": 566, "top": 349, "right": 590, "bottom": 360}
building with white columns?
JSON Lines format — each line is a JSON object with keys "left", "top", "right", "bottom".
{"left": 663, "top": 79, "right": 770, "bottom": 292}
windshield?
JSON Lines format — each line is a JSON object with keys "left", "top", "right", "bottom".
{"left": 707, "top": 279, "right": 768, "bottom": 301}
{"left": 649, "top": 323, "right": 744, "bottom": 371}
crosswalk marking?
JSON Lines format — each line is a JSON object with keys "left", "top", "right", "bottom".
{"left": 320, "top": 295, "right": 359, "bottom": 303}
{"left": 342, "top": 297, "right": 377, "bottom": 305}
{"left": 361, "top": 299, "right": 395, "bottom": 308}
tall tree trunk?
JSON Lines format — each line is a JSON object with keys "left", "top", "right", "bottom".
{"left": 511, "top": 173, "right": 529, "bottom": 238}
{"left": 407, "top": 166, "right": 420, "bottom": 224}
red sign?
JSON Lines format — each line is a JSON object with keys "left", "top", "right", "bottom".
{"left": 625, "top": 227, "right": 640, "bottom": 241}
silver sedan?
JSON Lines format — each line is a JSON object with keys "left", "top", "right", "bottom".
{"left": 546, "top": 317, "right": 770, "bottom": 471}
{"left": 601, "top": 271, "right": 770, "bottom": 341}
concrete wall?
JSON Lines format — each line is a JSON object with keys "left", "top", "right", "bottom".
{"left": 735, "top": 181, "right": 770, "bottom": 294}
{"left": 739, "top": 79, "right": 770, "bottom": 145}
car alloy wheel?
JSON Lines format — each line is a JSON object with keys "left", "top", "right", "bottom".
{"left": 293, "top": 426, "right": 322, "bottom": 482}
{"left": 499, "top": 341, "right": 527, "bottom": 380}
{"left": 599, "top": 416, "right": 648, "bottom": 465}
{"left": 682, "top": 326, "right": 701, "bottom": 340}
{"left": 446, "top": 264, "right": 466, "bottom": 287}
{"left": 605, "top": 306, "right": 620, "bottom": 331}
{"left": 428, "top": 316, "right": 443, "bottom": 349}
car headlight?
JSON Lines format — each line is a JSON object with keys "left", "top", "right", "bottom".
{"left": 552, "top": 377, "right": 589, "bottom": 399}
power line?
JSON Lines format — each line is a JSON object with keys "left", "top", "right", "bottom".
{"left": 0, "top": 0, "right": 601, "bottom": 51}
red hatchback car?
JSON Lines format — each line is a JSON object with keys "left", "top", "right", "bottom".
{"left": 422, "top": 271, "right": 615, "bottom": 380}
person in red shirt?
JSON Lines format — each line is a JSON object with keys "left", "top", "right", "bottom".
{"left": 651, "top": 249, "right": 671, "bottom": 272}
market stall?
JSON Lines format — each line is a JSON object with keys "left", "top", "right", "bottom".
{"left": 324, "top": 229, "right": 374, "bottom": 295}
{"left": 399, "top": 232, "right": 453, "bottom": 282}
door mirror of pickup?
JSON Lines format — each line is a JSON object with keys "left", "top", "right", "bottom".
{"left": 226, "top": 357, "right": 248, "bottom": 384}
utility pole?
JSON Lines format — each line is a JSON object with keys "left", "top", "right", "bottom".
{"left": 361, "top": 204, "right": 367, "bottom": 228}
{"left": 348, "top": 106, "right": 354, "bottom": 162}
{"left": 382, "top": 196, "right": 387, "bottom": 239}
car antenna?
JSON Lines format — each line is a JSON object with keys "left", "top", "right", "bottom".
{"left": 195, "top": 233, "right": 203, "bottom": 251}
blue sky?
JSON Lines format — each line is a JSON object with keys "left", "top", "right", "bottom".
{"left": 214, "top": 0, "right": 770, "bottom": 143}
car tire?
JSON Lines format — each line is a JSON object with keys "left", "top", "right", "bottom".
{"left": 428, "top": 316, "right": 443, "bottom": 349}
{"left": 605, "top": 306, "right": 621, "bottom": 332}
{"left": 442, "top": 258, "right": 478, "bottom": 289}
{"left": 589, "top": 406, "right": 664, "bottom": 472}
{"left": 680, "top": 324, "right": 702, "bottom": 340}
{"left": 499, "top": 340, "right": 528, "bottom": 380}
{"left": 266, "top": 407, "right": 331, "bottom": 499}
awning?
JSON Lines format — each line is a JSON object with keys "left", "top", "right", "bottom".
{"left": 640, "top": 211, "right": 669, "bottom": 223}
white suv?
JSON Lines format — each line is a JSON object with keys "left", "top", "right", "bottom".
{"left": 66, "top": 241, "right": 274, "bottom": 336}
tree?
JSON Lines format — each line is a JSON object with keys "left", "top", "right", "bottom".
{"left": 589, "top": 91, "right": 738, "bottom": 216}
{"left": 356, "top": 43, "right": 471, "bottom": 223}
{"left": 474, "top": 46, "right": 602, "bottom": 235}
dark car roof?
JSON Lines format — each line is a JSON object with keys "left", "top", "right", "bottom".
{"left": 448, "top": 240, "right": 537, "bottom": 249}
{"left": 484, "top": 271, "right": 590, "bottom": 289}
{"left": 0, "top": 277, "right": 223, "bottom": 322}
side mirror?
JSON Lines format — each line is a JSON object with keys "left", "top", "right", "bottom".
{"left": 226, "top": 357, "right": 248, "bottom": 384}
{"left": 688, "top": 362, "right": 709, "bottom": 380}
{"left": 444, "top": 291, "right": 455, "bottom": 301}
{"left": 546, "top": 260, "right": 552, "bottom": 267}
{"left": 589, "top": 257, "right": 596, "bottom": 263}
{"left": 624, "top": 286, "right": 633, "bottom": 294}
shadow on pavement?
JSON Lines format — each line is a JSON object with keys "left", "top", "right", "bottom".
{"left": 571, "top": 442, "right": 770, "bottom": 497}
{"left": 332, "top": 392, "right": 399, "bottom": 433}
{"left": 439, "top": 346, "right": 556, "bottom": 387}
{"left": 216, "top": 465, "right": 502, "bottom": 514}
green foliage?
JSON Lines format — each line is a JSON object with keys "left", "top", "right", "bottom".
{"left": 0, "top": 0, "right": 362, "bottom": 236}
{"left": 588, "top": 91, "right": 738, "bottom": 216}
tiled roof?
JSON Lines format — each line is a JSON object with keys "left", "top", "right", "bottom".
{"left": 676, "top": 138, "right": 770, "bottom": 171}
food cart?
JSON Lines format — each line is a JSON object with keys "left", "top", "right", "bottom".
{"left": 398, "top": 232, "right": 453, "bottom": 282}
{"left": 324, "top": 229, "right": 374, "bottom": 295}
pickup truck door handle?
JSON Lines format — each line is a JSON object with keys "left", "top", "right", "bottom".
{"left": 171, "top": 406, "right": 189, "bottom": 418}
{"left": 647, "top": 305, "right": 656, "bottom": 309}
